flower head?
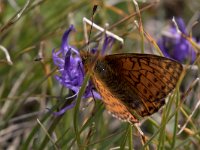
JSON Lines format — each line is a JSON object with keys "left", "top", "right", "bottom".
{"left": 52, "top": 25, "right": 114, "bottom": 115}
{"left": 157, "top": 17, "right": 197, "bottom": 63}
{"left": 52, "top": 25, "right": 83, "bottom": 96}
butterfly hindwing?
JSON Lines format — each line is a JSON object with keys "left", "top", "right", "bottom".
{"left": 92, "top": 75, "right": 139, "bottom": 123}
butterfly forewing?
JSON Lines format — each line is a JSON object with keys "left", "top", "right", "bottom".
{"left": 103, "top": 54, "right": 183, "bottom": 117}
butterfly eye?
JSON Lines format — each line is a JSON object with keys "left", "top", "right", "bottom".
{"left": 80, "top": 53, "right": 88, "bottom": 65}
{"left": 82, "top": 56, "right": 87, "bottom": 63}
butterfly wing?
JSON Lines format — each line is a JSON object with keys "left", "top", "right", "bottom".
{"left": 101, "top": 53, "right": 183, "bottom": 117}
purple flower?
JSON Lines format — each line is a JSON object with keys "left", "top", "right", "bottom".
{"left": 52, "top": 25, "right": 114, "bottom": 115}
{"left": 157, "top": 17, "right": 197, "bottom": 63}
{"left": 101, "top": 35, "right": 115, "bottom": 55}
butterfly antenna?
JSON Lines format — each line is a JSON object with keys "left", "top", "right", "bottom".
{"left": 87, "top": 4, "right": 98, "bottom": 52}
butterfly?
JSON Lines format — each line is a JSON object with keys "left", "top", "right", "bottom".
{"left": 81, "top": 51, "right": 183, "bottom": 124}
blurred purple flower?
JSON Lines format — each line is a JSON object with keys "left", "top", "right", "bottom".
{"left": 52, "top": 25, "right": 114, "bottom": 115}
{"left": 102, "top": 35, "right": 115, "bottom": 55}
{"left": 157, "top": 17, "right": 197, "bottom": 63}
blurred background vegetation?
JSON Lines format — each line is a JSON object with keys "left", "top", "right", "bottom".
{"left": 0, "top": 0, "right": 200, "bottom": 149}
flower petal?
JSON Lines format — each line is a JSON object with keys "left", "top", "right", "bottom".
{"left": 157, "top": 17, "right": 197, "bottom": 64}
{"left": 101, "top": 35, "right": 115, "bottom": 55}
{"left": 53, "top": 101, "right": 76, "bottom": 116}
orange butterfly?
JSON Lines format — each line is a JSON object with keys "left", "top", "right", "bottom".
{"left": 81, "top": 51, "right": 183, "bottom": 124}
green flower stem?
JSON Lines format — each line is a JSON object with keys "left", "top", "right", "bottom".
{"left": 120, "top": 124, "right": 129, "bottom": 150}
{"left": 73, "top": 73, "right": 91, "bottom": 149}
{"left": 171, "top": 91, "right": 180, "bottom": 148}
{"left": 128, "top": 125, "right": 133, "bottom": 150}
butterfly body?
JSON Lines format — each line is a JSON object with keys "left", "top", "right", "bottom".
{"left": 81, "top": 52, "right": 183, "bottom": 124}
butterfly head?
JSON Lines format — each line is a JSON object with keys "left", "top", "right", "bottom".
{"left": 80, "top": 50, "right": 90, "bottom": 65}
{"left": 80, "top": 50, "right": 100, "bottom": 73}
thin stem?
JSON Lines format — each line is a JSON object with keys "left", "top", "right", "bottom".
{"left": 128, "top": 125, "right": 133, "bottom": 150}
{"left": 73, "top": 73, "right": 91, "bottom": 149}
